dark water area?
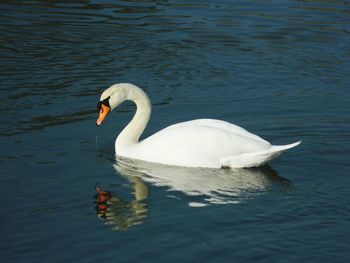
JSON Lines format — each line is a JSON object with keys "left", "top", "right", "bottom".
{"left": 1, "top": 0, "right": 350, "bottom": 262}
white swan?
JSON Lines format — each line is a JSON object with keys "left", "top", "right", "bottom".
{"left": 96, "top": 83, "right": 300, "bottom": 168}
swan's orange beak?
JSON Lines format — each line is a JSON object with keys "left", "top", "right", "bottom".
{"left": 96, "top": 104, "right": 110, "bottom": 126}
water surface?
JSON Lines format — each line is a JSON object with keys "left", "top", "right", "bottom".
{"left": 1, "top": 0, "right": 350, "bottom": 262}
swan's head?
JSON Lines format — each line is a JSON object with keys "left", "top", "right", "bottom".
{"left": 96, "top": 96, "right": 111, "bottom": 126}
{"left": 96, "top": 84, "right": 135, "bottom": 126}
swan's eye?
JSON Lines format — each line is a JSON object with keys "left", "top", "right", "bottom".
{"left": 97, "top": 96, "right": 110, "bottom": 111}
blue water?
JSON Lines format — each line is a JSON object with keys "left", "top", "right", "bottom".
{"left": 1, "top": 0, "right": 350, "bottom": 262}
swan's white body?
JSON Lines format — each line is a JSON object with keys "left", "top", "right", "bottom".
{"left": 97, "top": 83, "right": 300, "bottom": 168}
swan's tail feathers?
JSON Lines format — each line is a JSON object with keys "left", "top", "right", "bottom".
{"left": 220, "top": 141, "right": 301, "bottom": 168}
{"left": 270, "top": 141, "right": 301, "bottom": 153}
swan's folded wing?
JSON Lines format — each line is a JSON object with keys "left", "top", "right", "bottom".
{"left": 163, "top": 119, "right": 270, "bottom": 145}
{"left": 137, "top": 123, "right": 272, "bottom": 168}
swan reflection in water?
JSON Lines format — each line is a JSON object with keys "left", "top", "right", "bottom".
{"left": 115, "top": 157, "right": 293, "bottom": 206}
{"left": 95, "top": 158, "right": 292, "bottom": 230}
{"left": 94, "top": 178, "right": 149, "bottom": 231}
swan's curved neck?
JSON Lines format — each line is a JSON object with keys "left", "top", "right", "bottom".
{"left": 114, "top": 85, "right": 151, "bottom": 151}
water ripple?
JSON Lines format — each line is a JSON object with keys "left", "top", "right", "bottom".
{"left": 1, "top": 1, "right": 350, "bottom": 261}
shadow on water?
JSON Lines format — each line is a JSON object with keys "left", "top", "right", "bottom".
{"left": 94, "top": 157, "right": 293, "bottom": 231}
